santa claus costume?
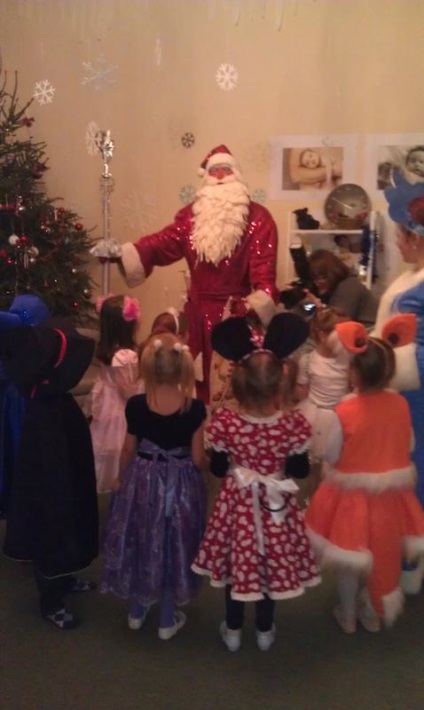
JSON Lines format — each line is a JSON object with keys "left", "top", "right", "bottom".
{"left": 305, "top": 320, "right": 424, "bottom": 632}
{"left": 119, "top": 145, "right": 278, "bottom": 402}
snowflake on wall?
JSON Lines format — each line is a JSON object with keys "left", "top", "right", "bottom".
{"left": 251, "top": 188, "right": 267, "bottom": 204}
{"left": 216, "top": 63, "right": 238, "bottom": 91}
{"left": 33, "top": 79, "right": 55, "bottom": 105}
{"left": 245, "top": 141, "right": 273, "bottom": 171}
{"left": 121, "top": 190, "right": 156, "bottom": 232}
{"left": 181, "top": 132, "right": 195, "bottom": 149}
{"left": 82, "top": 56, "right": 118, "bottom": 91}
{"left": 179, "top": 184, "right": 196, "bottom": 205}
{"left": 85, "top": 121, "right": 100, "bottom": 156}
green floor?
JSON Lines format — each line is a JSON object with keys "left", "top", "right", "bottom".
{"left": 1, "top": 493, "right": 424, "bottom": 710}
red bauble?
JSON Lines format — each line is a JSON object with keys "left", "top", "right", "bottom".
{"left": 75, "top": 222, "right": 83, "bottom": 231}
{"left": 19, "top": 235, "right": 28, "bottom": 244}
{"left": 73, "top": 301, "right": 79, "bottom": 309}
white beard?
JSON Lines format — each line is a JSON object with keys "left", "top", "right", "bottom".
{"left": 191, "top": 176, "right": 250, "bottom": 266}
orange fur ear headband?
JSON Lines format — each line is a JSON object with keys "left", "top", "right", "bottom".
{"left": 335, "top": 314, "right": 417, "bottom": 353}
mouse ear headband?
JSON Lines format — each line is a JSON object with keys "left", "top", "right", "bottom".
{"left": 385, "top": 171, "right": 424, "bottom": 237}
{"left": 334, "top": 314, "right": 417, "bottom": 354}
{"left": 211, "top": 312, "right": 309, "bottom": 363}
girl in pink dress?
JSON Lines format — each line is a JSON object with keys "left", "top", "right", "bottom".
{"left": 192, "top": 313, "right": 321, "bottom": 652}
{"left": 90, "top": 294, "right": 142, "bottom": 493}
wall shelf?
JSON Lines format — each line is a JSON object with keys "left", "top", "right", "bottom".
{"left": 284, "top": 210, "right": 380, "bottom": 289}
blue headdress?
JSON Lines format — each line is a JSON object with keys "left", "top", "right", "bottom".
{"left": 0, "top": 295, "right": 51, "bottom": 333}
{"left": 384, "top": 171, "right": 424, "bottom": 238}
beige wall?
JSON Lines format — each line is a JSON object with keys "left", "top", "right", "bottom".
{"left": 1, "top": 0, "right": 423, "bottom": 336}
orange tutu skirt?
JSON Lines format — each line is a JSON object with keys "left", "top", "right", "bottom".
{"left": 305, "top": 482, "right": 424, "bottom": 622}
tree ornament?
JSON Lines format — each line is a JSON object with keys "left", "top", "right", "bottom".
{"left": 75, "top": 222, "right": 83, "bottom": 231}
{"left": 8, "top": 234, "right": 20, "bottom": 245}
{"left": 16, "top": 196, "right": 25, "bottom": 213}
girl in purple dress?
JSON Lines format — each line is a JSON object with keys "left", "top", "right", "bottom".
{"left": 100, "top": 332, "right": 207, "bottom": 640}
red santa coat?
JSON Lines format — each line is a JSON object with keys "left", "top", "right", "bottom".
{"left": 121, "top": 201, "right": 278, "bottom": 402}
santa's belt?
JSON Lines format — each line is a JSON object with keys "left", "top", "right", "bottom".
{"left": 189, "top": 288, "right": 248, "bottom": 300}
{"left": 231, "top": 466, "right": 299, "bottom": 555}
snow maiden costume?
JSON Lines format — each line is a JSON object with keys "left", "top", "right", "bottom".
{"left": 192, "top": 313, "right": 321, "bottom": 609}
{"left": 305, "top": 320, "right": 424, "bottom": 626}
{"left": 373, "top": 174, "right": 424, "bottom": 506}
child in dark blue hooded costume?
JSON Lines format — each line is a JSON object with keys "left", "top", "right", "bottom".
{"left": 1, "top": 317, "right": 99, "bottom": 629}
{"left": 0, "top": 295, "right": 51, "bottom": 517}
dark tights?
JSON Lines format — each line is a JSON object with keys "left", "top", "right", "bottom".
{"left": 34, "top": 570, "right": 76, "bottom": 616}
{"left": 225, "top": 585, "right": 275, "bottom": 632}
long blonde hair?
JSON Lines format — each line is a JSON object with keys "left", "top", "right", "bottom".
{"left": 140, "top": 332, "right": 194, "bottom": 411}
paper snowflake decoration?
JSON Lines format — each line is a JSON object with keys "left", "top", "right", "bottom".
{"left": 82, "top": 56, "right": 118, "bottom": 91}
{"left": 179, "top": 185, "right": 196, "bottom": 205}
{"left": 216, "top": 63, "right": 238, "bottom": 91}
{"left": 246, "top": 141, "right": 273, "bottom": 170}
{"left": 181, "top": 132, "right": 195, "bottom": 149}
{"left": 85, "top": 121, "right": 100, "bottom": 156}
{"left": 121, "top": 190, "right": 156, "bottom": 232}
{"left": 252, "top": 189, "right": 267, "bottom": 204}
{"left": 33, "top": 79, "right": 55, "bottom": 105}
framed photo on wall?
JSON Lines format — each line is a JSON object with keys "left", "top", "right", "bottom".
{"left": 269, "top": 134, "right": 358, "bottom": 200}
{"left": 364, "top": 133, "right": 424, "bottom": 197}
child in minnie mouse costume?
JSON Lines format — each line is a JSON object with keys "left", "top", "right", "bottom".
{"left": 192, "top": 312, "right": 321, "bottom": 652}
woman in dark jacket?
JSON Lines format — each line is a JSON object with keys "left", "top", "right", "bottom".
{"left": 306, "top": 249, "right": 378, "bottom": 328}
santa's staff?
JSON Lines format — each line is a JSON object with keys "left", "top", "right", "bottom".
{"left": 90, "top": 129, "right": 122, "bottom": 295}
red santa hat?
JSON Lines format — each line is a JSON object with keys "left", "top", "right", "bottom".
{"left": 197, "top": 145, "right": 238, "bottom": 177}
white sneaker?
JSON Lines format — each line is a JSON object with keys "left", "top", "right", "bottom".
{"left": 127, "top": 605, "right": 149, "bottom": 630}
{"left": 256, "top": 624, "right": 276, "bottom": 651}
{"left": 220, "top": 621, "right": 241, "bottom": 652}
{"left": 158, "top": 611, "right": 186, "bottom": 640}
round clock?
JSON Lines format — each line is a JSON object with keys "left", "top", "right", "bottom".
{"left": 324, "top": 183, "right": 371, "bottom": 229}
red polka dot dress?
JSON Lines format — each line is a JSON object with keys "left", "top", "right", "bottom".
{"left": 192, "top": 407, "right": 321, "bottom": 601}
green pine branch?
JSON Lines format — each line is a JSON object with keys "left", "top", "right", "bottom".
{"left": 0, "top": 64, "right": 96, "bottom": 323}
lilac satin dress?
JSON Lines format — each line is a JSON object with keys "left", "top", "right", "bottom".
{"left": 100, "top": 395, "right": 207, "bottom": 607}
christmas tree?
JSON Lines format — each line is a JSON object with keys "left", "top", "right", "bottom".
{"left": 0, "top": 66, "right": 95, "bottom": 321}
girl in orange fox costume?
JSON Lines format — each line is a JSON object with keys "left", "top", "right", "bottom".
{"left": 305, "top": 317, "right": 424, "bottom": 633}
